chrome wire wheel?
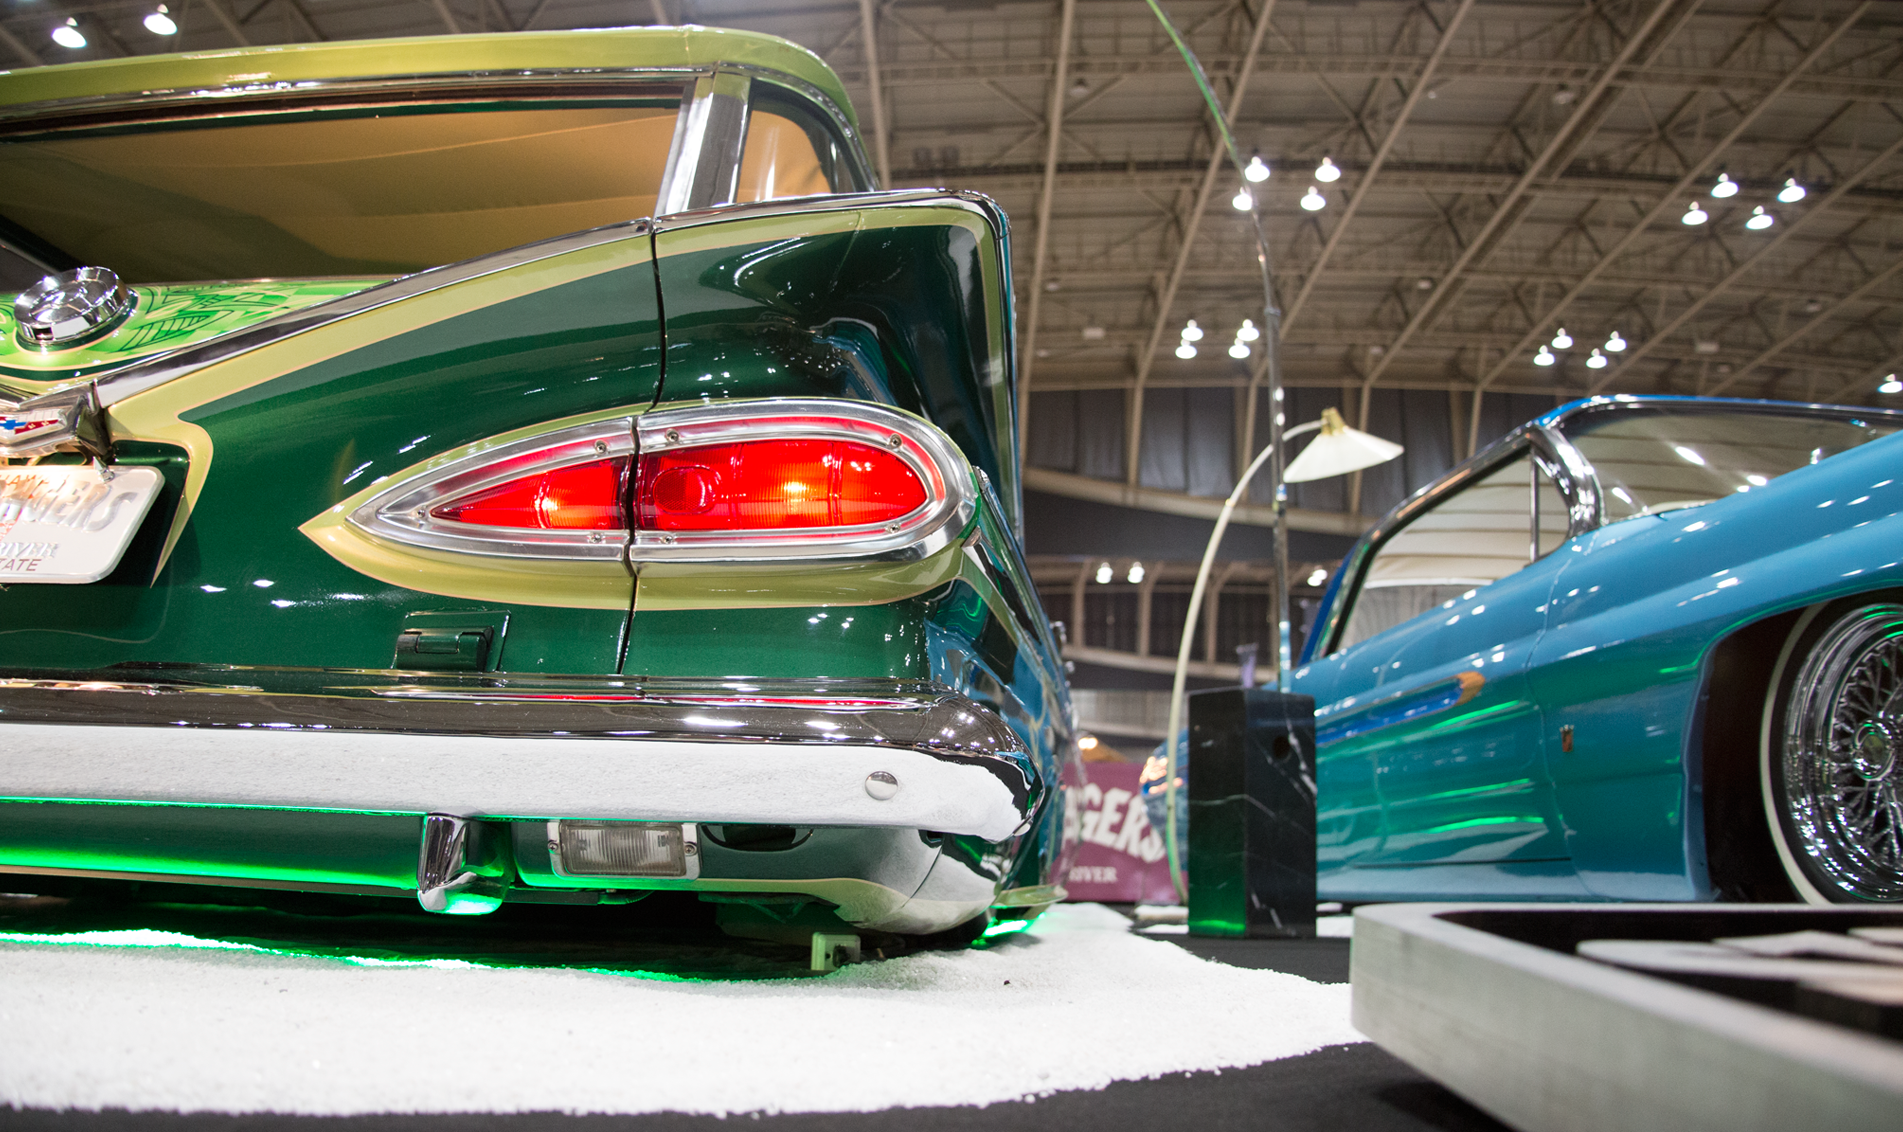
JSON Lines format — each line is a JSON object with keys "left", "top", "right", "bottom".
{"left": 1776, "top": 603, "right": 1903, "bottom": 902}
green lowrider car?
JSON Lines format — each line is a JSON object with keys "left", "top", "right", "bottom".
{"left": 0, "top": 27, "right": 1078, "bottom": 942}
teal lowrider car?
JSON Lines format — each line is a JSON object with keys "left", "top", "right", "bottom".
{"left": 0, "top": 28, "right": 1078, "bottom": 941}
{"left": 1297, "top": 396, "right": 1902, "bottom": 906}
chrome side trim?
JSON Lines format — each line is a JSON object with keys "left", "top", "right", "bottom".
{"left": 0, "top": 68, "right": 706, "bottom": 129}
{"left": 651, "top": 186, "right": 1004, "bottom": 234}
{"left": 737, "top": 68, "right": 876, "bottom": 192}
{"left": 657, "top": 69, "right": 751, "bottom": 214}
{"left": 627, "top": 398, "right": 976, "bottom": 563}
{"left": 349, "top": 416, "right": 634, "bottom": 561}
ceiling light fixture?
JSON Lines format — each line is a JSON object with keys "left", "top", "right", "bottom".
{"left": 1300, "top": 186, "right": 1326, "bottom": 211}
{"left": 1244, "top": 154, "right": 1270, "bottom": 183}
{"left": 1778, "top": 177, "right": 1807, "bottom": 203}
{"left": 1175, "top": 342, "right": 1197, "bottom": 360}
{"left": 1231, "top": 187, "right": 1253, "bottom": 211}
{"left": 1709, "top": 172, "right": 1738, "bottom": 199}
{"left": 143, "top": 5, "right": 177, "bottom": 34}
{"left": 1236, "top": 319, "right": 1260, "bottom": 343}
{"left": 1314, "top": 156, "right": 1341, "bottom": 183}
{"left": 1682, "top": 201, "right": 1708, "bottom": 225}
{"left": 50, "top": 18, "right": 85, "bottom": 49}
{"left": 1745, "top": 206, "right": 1775, "bottom": 230}
{"left": 1880, "top": 375, "right": 1903, "bottom": 395}
{"left": 1229, "top": 341, "right": 1250, "bottom": 359}
{"left": 1180, "top": 319, "right": 1203, "bottom": 343}
{"left": 1127, "top": 562, "right": 1145, "bottom": 584}
{"left": 1533, "top": 345, "right": 1557, "bottom": 366}
{"left": 1605, "top": 330, "right": 1627, "bottom": 352}
{"left": 1305, "top": 567, "right": 1329, "bottom": 587}
{"left": 1551, "top": 328, "right": 1573, "bottom": 349}
{"left": 1586, "top": 348, "right": 1608, "bottom": 369}
{"left": 1094, "top": 562, "right": 1113, "bottom": 584}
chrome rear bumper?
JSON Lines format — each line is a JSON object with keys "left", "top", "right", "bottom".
{"left": 0, "top": 670, "right": 1036, "bottom": 842}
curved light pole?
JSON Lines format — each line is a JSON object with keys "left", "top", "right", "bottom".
{"left": 1140, "top": 0, "right": 1406, "bottom": 903}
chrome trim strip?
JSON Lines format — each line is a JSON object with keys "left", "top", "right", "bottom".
{"left": 736, "top": 67, "right": 875, "bottom": 191}
{"left": 627, "top": 398, "right": 975, "bottom": 563}
{"left": 349, "top": 416, "right": 635, "bottom": 561}
{"left": 0, "top": 68, "right": 709, "bottom": 129}
{"left": 651, "top": 186, "right": 1003, "bottom": 233}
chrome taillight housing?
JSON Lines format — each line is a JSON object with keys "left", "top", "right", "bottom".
{"left": 348, "top": 400, "right": 974, "bottom": 563}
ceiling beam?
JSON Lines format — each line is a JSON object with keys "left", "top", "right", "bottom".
{"left": 427, "top": 0, "right": 461, "bottom": 35}
{"left": 849, "top": 53, "right": 1903, "bottom": 105}
{"left": 1589, "top": 131, "right": 1903, "bottom": 392}
{"left": 857, "top": 0, "right": 892, "bottom": 187}
{"left": 1703, "top": 256, "right": 1903, "bottom": 396}
{"left": 1466, "top": 1, "right": 1871, "bottom": 397}
{"left": 1351, "top": 0, "right": 1695, "bottom": 405}
{"left": 1017, "top": 0, "right": 1078, "bottom": 463}
{"left": 1123, "top": 0, "right": 1278, "bottom": 487}
{"left": 0, "top": 22, "right": 44, "bottom": 66}
{"left": 199, "top": 0, "right": 254, "bottom": 45}
{"left": 1280, "top": 0, "right": 1476, "bottom": 333}
{"left": 1818, "top": 344, "right": 1903, "bottom": 405}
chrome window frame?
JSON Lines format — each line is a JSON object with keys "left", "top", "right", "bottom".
{"left": 1316, "top": 426, "right": 1587, "bottom": 660}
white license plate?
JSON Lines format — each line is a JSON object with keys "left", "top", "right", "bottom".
{"left": 0, "top": 465, "right": 164, "bottom": 583}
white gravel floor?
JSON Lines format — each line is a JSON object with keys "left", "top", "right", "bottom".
{"left": 0, "top": 902, "right": 1362, "bottom": 1117}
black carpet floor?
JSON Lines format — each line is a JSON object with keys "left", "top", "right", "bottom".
{"left": 2, "top": 1043, "right": 1506, "bottom": 1132}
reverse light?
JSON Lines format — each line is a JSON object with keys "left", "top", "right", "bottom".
{"left": 550, "top": 821, "right": 697, "bottom": 879}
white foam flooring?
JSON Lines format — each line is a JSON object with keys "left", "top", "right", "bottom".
{"left": 0, "top": 903, "right": 1361, "bottom": 1117}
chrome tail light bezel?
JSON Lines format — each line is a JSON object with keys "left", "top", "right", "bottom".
{"left": 628, "top": 399, "right": 973, "bottom": 562}
{"left": 347, "top": 399, "right": 973, "bottom": 563}
{"left": 349, "top": 416, "right": 635, "bottom": 561}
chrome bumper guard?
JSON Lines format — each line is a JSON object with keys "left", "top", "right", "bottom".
{"left": 0, "top": 669, "right": 1036, "bottom": 843}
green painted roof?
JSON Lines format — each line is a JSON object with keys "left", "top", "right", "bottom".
{"left": 0, "top": 25, "right": 858, "bottom": 129}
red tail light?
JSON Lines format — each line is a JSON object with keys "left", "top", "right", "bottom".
{"left": 355, "top": 401, "right": 972, "bottom": 562}
{"left": 430, "top": 458, "right": 628, "bottom": 530}
{"left": 637, "top": 439, "right": 926, "bottom": 531}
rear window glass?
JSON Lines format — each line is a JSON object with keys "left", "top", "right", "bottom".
{"left": 0, "top": 99, "right": 681, "bottom": 282}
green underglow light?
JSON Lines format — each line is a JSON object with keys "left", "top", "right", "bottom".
{"left": 978, "top": 917, "right": 1034, "bottom": 943}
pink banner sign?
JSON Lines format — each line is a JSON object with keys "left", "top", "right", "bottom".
{"left": 1063, "top": 760, "right": 1179, "bottom": 905}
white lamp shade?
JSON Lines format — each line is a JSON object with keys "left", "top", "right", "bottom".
{"left": 1285, "top": 411, "right": 1404, "bottom": 483}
